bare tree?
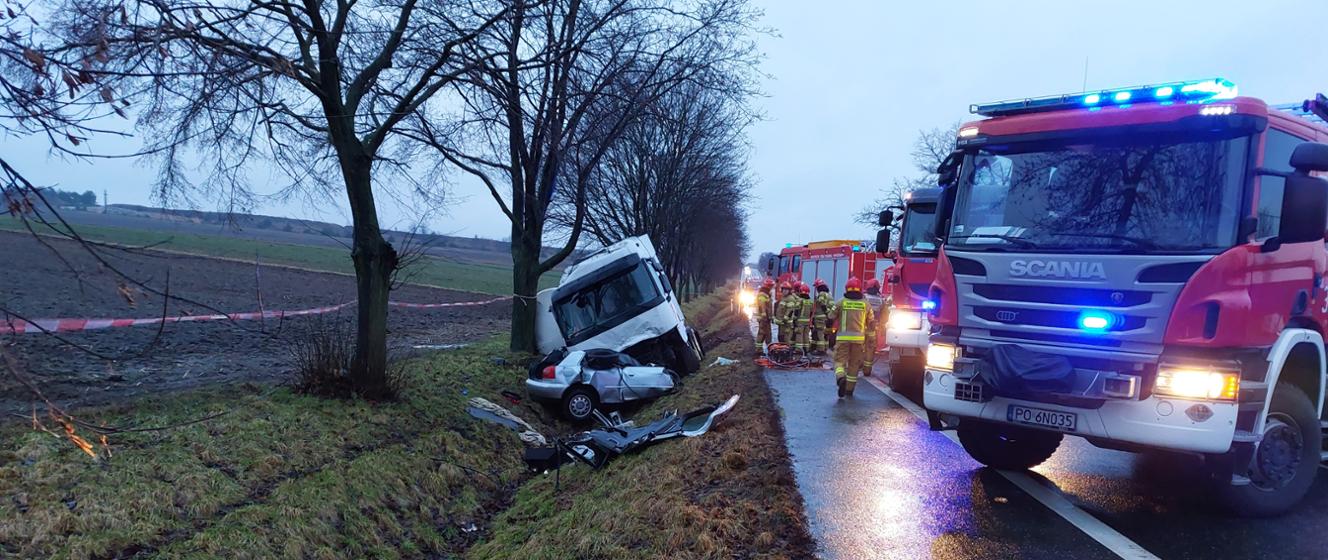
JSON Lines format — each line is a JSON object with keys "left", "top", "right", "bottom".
{"left": 569, "top": 81, "right": 753, "bottom": 297}
{"left": 412, "top": 0, "right": 761, "bottom": 352}
{"left": 63, "top": 0, "right": 517, "bottom": 396}
{"left": 856, "top": 123, "right": 960, "bottom": 226}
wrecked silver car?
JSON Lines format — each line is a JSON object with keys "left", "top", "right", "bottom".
{"left": 526, "top": 349, "right": 679, "bottom": 421}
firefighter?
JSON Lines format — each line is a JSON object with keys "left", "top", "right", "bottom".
{"left": 861, "top": 278, "right": 887, "bottom": 377}
{"left": 833, "top": 277, "right": 875, "bottom": 398}
{"left": 811, "top": 279, "right": 834, "bottom": 355}
{"left": 776, "top": 281, "right": 796, "bottom": 344}
{"left": 754, "top": 278, "right": 775, "bottom": 356}
{"left": 795, "top": 282, "right": 813, "bottom": 353}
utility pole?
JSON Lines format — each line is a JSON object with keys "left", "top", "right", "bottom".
{"left": 103, "top": 189, "right": 108, "bottom": 213}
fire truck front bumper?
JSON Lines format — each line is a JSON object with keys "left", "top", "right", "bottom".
{"left": 922, "top": 369, "right": 1238, "bottom": 454}
{"left": 886, "top": 310, "right": 929, "bottom": 360}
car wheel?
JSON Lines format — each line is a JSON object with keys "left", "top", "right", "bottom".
{"left": 561, "top": 386, "right": 598, "bottom": 422}
{"left": 957, "top": 420, "right": 1063, "bottom": 470}
{"left": 1217, "top": 384, "right": 1320, "bottom": 517}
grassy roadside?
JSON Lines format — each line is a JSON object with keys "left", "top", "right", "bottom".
{"left": 467, "top": 293, "right": 816, "bottom": 560}
{"left": 0, "top": 293, "right": 814, "bottom": 559}
{"left": 0, "top": 218, "right": 557, "bottom": 295}
{"left": 0, "top": 339, "right": 555, "bottom": 559}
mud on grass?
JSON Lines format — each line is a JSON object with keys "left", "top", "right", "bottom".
{"left": 0, "top": 338, "right": 560, "bottom": 559}
{"left": 467, "top": 292, "right": 815, "bottom": 560}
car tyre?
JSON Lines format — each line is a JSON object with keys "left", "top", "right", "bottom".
{"left": 560, "top": 385, "right": 598, "bottom": 422}
{"left": 1217, "top": 383, "right": 1320, "bottom": 517}
{"left": 957, "top": 420, "right": 1063, "bottom": 470}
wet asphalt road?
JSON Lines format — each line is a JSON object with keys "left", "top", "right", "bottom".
{"left": 765, "top": 362, "right": 1328, "bottom": 560}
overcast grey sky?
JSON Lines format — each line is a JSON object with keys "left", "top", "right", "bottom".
{"left": 9, "top": 0, "right": 1327, "bottom": 255}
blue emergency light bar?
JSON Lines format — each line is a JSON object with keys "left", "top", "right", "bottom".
{"left": 970, "top": 78, "right": 1238, "bottom": 117}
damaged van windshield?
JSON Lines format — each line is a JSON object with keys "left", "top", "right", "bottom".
{"left": 553, "top": 259, "right": 663, "bottom": 343}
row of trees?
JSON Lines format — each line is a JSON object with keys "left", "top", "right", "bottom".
{"left": 565, "top": 82, "right": 752, "bottom": 298}
{"left": 5, "top": 0, "right": 759, "bottom": 397}
{"left": 856, "top": 123, "right": 959, "bottom": 234}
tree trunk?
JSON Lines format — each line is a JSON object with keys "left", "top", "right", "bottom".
{"left": 509, "top": 229, "right": 542, "bottom": 353}
{"left": 341, "top": 154, "right": 397, "bottom": 399}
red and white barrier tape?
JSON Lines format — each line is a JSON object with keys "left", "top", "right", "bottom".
{"left": 0, "top": 296, "right": 510, "bottom": 335}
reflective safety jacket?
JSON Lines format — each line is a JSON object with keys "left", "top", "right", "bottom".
{"left": 756, "top": 292, "right": 773, "bottom": 322}
{"left": 863, "top": 292, "right": 886, "bottom": 335}
{"left": 835, "top": 296, "right": 876, "bottom": 343}
{"left": 813, "top": 292, "right": 835, "bottom": 321}
{"left": 797, "top": 294, "right": 813, "bottom": 324}
{"left": 778, "top": 294, "right": 801, "bottom": 325}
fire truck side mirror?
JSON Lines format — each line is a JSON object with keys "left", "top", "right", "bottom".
{"left": 1278, "top": 174, "right": 1328, "bottom": 243}
{"left": 878, "top": 210, "right": 893, "bottom": 228}
{"left": 875, "top": 229, "right": 891, "bottom": 253}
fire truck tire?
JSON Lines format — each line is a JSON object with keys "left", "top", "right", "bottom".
{"left": 560, "top": 386, "right": 599, "bottom": 422}
{"left": 1218, "top": 384, "right": 1320, "bottom": 517}
{"left": 957, "top": 420, "right": 1063, "bottom": 470}
{"left": 889, "top": 356, "right": 925, "bottom": 402}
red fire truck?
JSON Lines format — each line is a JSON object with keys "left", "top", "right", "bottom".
{"left": 921, "top": 79, "right": 1328, "bottom": 516}
{"left": 773, "top": 240, "right": 889, "bottom": 300}
{"left": 881, "top": 188, "right": 943, "bottom": 397}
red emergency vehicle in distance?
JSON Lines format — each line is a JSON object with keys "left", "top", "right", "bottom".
{"left": 773, "top": 239, "right": 890, "bottom": 301}
{"left": 921, "top": 78, "right": 1328, "bottom": 516}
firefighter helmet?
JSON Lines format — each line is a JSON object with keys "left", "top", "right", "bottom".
{"left": 761, "top": 278, "right": 775, "bottom": 291}
{"left": 865, "top": 278, "right": 881, "bottom": 293}
{"left": 845, "top": 277, "right": 863, "bottom": 293}
{"left": 780, "top": 281, "right": 793, "bottom": 291}
{"left": 798, "top": 283, "right": 810, "bottom": 295}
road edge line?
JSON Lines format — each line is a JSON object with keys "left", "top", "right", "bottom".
{"left": 864, "top": 378, "right": 1161, "bottom": 560}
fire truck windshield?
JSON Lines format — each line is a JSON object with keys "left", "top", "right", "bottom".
{"left": 948, "top": 133, "right": 1249, "bottom": 253}
{"left": 900, "top": 204, "right": 939, "bottom": 255}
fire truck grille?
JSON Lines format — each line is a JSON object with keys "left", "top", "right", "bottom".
{"left": 972, "top": 284, "right": 1152, "bottom": 307}
{"left": 975, "top": 306, "right": 1147, "bottom": 332}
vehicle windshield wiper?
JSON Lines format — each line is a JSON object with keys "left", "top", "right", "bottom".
{"left": 949, "top": 233, "right": 1037, "bottom": 248}
{"left": 1046, "top": 232, "right": 1158, "bottom": 249}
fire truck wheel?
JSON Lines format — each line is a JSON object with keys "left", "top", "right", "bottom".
{"left": 888, "top": 356, "right": 925, "bottom": 402}
{"left": 560, "top": 386, "right": 599, "bottom": 422}
{"left": 957, "top": 420, "right": 1063, "bottom": 470}
{"left": 1218, "top": 383, "right": 1320, "bottom": 517}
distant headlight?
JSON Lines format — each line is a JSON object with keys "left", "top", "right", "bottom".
{"left": 926, "top": 343, "right": 957, "bottom": 372}
{"left": 888, "top": 310, "right": 923, "bottom": 331}
{"left": 1154, "top": 366, "right": 1239, "bottom": 401}
{"left": 738, "top": 290, "right": 757, "bottom": 306}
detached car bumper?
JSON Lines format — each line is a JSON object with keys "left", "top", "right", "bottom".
{"left": 525, "top": 379, "right": 567, "bottom": 401}
{"left": 923, "top": 369, "right": 1238, "bottom": 454}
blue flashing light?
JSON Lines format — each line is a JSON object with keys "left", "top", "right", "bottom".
{"left": 1078, "top": 311, "right": 1113, "bottom": 332}
{"left": 970, "top": 78, "right": 1239, "bottom": 117}
{"left": 921, "top": 299, "right": 937, "bottom": 311}
{"left": 785, "top": 243, "right": 793, "bottom": 248}
{"left": 852, "top": 245, "right": 861, "bottom": 252}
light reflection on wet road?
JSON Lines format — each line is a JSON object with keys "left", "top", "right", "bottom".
{"left": 765, "top": 363, "right": 1328, "bottom": 560}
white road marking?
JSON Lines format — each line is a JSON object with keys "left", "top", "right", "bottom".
{"left": 864, "top": 377, "right": 1161, "bottom": 560}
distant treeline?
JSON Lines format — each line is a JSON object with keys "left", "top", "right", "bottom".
{"left": 106, "top": 203, "right": 574, "bottom": 259}
{"left": 39, "top": 188, "right": 98, "bottom": 209}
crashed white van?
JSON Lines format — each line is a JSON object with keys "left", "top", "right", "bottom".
{"left": 533, "top": 235, "right": 704, "bottom": 376}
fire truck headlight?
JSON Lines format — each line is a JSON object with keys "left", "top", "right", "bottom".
{"left": 888, "top": 310, "right": 924, "bottom": 331}
{"left": 926, "top": 343, "right": 957, "bottom": 372}
{"left": 738, "top": 290, "right": 756, "bottom": 307}
{"left": 1154, "top": 366, "right": 1239, "bottom": 401}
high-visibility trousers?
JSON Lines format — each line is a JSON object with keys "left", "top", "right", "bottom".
{"left": 777, "top": 321, "right": 791, "bottom": 344}
{"left": 861, "top": 332, "right": 877, "bottom": 375}
{"left": 756, "top": 319, "right": 772, "bottom": 352}
{"left": 811, "top": 318, "right": 829, "bottom": 352}
{"left": 834, "top": 341, "right": 868, "bottom": 393}
{"left": 794, "top": 320, "right": 810, "bottom": 352}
